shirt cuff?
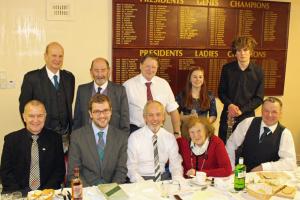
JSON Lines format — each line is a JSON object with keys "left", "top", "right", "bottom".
{"left": 261, "top": 162, "right": 272, "bottom": 171}
{"left": 166, "top": 101, "right": 179, "bottom": 113}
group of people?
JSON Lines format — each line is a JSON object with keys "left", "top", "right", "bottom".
{"left": 0, "top": 36, "right": 297, "bottom": 195}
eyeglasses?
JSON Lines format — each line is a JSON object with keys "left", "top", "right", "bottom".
{"left": 92, "top": 109, "right": 111, "bottom": 115}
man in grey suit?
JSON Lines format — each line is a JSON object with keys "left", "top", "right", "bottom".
{"left": 68, "top": 94, "right": 128, "bottom": 186}
{"left": 73, "top": 57, "right": 130, "bottom": 133}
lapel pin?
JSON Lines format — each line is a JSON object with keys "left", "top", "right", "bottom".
{"left": 42, "top": 148, "right": 46, "bottom": 151}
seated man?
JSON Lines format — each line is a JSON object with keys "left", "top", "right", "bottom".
{"left": 0, "top": 100, "right": 65, "bottom": 194}
{"left": 68, "top": 94, "right": 128, "bottom": 186}
{"left": 226, "top": 97, "right": 297, "bottom": 172}
{"left": 127, "top": 100, "right": 183, "bottom": 182}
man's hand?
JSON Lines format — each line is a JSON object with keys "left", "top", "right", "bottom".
{"left": 251, "top": 165, "right": 263, "bottom": 172}
{"left": 228, "top": 104, "right": 242, "bottom": 118}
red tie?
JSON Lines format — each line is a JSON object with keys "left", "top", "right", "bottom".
{"left": 145, "top": 82, "right": 153, "bottom": 101}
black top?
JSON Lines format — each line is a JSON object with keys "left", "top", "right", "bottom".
{"left": 176, "top": 91, "right": 217, "bottom": 117}
{"left": 218, "top": 61, "right": 264, "bottom": 115}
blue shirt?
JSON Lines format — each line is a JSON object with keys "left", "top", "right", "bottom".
{"left": 92, "top": 122, "right": 108, "bottom": 144}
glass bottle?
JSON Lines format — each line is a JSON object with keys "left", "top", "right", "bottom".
{"left": 234, "top": 157, "right": 246, "bottom": 191}
{"left": 71, "top": 167, "right": 83, "bottom": 200}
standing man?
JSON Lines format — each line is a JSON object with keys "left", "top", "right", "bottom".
{"left": 226, "top": 97, "right": 297, "bottom": 172}
{"left": 0, "top": 100, "right": 65, "bottom": 194}
{"left": 68, "top": 94, "right": 128, "bottom": 186}
{"left": 127, "top": 100, "right": 183, "bottom": 182}
{"left": 123, "top": 54, "right": 181, "bottom": 135}
{"left": 19, "top": 42, "right": 75, "bottom": 152}
{"left": 218, "top": 36, "right": 264, "bottom": 144}
{"left": 73, "top": 57, "right": 129, "bottom": 133}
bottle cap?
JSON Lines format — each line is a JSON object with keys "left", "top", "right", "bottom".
{"left": 238, "top": 157, "right": 244, "bottom": 164}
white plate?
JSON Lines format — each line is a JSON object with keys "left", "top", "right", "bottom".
{"left": 190, "top": 177, "right": 208, "bottom": 186}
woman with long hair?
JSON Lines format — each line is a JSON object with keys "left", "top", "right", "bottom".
{"left": 176, "top": 67, "right": 217, "bottom": 137}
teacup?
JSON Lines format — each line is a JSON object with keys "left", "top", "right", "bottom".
{"left": 196, "top": 171, "right": 206, "bottom": 184}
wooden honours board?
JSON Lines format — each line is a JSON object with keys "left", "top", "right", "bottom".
{"left": 112, "top": 0, "right": 290, "bottom": 96}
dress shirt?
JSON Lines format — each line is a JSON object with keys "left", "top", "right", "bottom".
{"left": 127, "top": 126, "right": 183, "bottom": 182}
{"left": 218, "top": 61, "right": 264, "bottom": 113}
{"left": 46, "top": 66, "right": 60, "bottom": 86}
{"left": 91, "top": 122, "right": 108, "bottom": 145}
{"left": 123, "top": 74, "right": 179, "bottom": 127}
{"left": 226, "top": 117, "right": 297, "bottom": 171}
{"left": 93, "top": 81, "right": 108, "bottom": 94}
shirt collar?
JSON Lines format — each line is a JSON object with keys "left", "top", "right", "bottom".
{"left": 92, "top": 122, "right": 108, "bottom": 138}
{"left": 139, "top": 73, "right": 157, "bottom": 84}
{"left": 93, "top": 80, "right": 108, "bottom": 93}
{"left": 145, "top": 125, "right": 161, "bottom": 138}
{"left": 46, "top": 66, "right": 60, "bottom": 80}
{"left": 261, "top": 121, "right": 278, "bottom": 135}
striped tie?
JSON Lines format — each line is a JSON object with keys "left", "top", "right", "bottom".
{"left": 29, "top": 135, "right": 40, "bottom": 190}
{"left": 152, "top": 134, "right": 161, "bottom": 182}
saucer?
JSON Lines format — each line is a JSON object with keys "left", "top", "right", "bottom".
{"left": 190, "top": 177, "right": 207, "bottom": 186}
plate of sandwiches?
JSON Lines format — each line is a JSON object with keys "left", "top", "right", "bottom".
{"left": 27, "top": 189, "right": 55, "bottom": 200}
{"left": 247, "top": 183, "right": 296, "bottom": 200}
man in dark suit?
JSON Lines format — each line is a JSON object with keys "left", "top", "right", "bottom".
{"left": 73, "top": 57, "right": 129, "bottom": 133}
{"left": 0, "top": 100, "right": 65, "bottom": 195}
{"left": 19, "top": 42, "right": 75, "bottom": 152}
{"left": 68, "top": 94, "right": 128, "bottom": 186}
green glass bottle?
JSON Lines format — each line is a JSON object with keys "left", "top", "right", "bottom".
{"left": 234, "top": 157, "right": 246, "bottom": 191}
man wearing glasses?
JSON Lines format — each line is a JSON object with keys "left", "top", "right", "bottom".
{"left": 67, "top": 94, "right": 128, "bottom": 186}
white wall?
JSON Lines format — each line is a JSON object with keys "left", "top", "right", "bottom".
{"left": 0, "top": 0, "right": 299, "bottom": 161}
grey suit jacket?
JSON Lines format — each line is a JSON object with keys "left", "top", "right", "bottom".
{"left": 73, "top": 81, "right": 130, "bottom": 133}
{"left": 67, "top": 124, "right": 128, "bottom": 186}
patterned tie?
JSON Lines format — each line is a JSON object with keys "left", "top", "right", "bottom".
{"left": 259, "top": 127, "right": 271, "bottom": 143}
{"left": 145, "top": 82, "right": 153, "bottom": 101}
{"left": 53, "top": 75, "right": 59, "bottom": 90}
{"left": 97, "top": 87, "right": 102, "bottom": 94}
{"left": 97, "top": 131, "right": 105, "bottom": 161}
{"left": 152, "top": 134, "right": 161, "bottom": 182}
{"left": 29, "top": 135, "right": 40, "bottom": 190}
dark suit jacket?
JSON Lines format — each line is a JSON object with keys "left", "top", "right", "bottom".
{"left": 19, "top": 66, "right": 75, "bottom": 130}
{"left": 67, "top": 124, "right": 128, "bottom": 186}
{"left": 73, "top": 81, "right": 130, "bottom": 133}
{"left": 0, "top": 128, "right": 65, "bottom": 194}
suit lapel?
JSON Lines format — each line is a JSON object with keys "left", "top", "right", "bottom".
{"left": 39, "top": 67, "right": 51, "bottom": 104}
{"left": 85, "top": 125, "right": 101, "bottom": 170}
{"left": 102, "top": 126, "right": 115, "bottom": 171}
{"left": 60, "top": 71, "right": 71, "bottom": 108}
{"left": 106, "top": 81, "right": 114, "bottom": 100}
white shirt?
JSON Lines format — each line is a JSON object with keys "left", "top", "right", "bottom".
{"left": 226, "top": 117, "right": 297, "bottom": 171}
{"left": 46, "top": 66, "right": 60, "bottom": 86}
{"left": 93, "top": 81, "right": 108, "bottom": 93}
{"left": 127, "top": 126, "right": 183, "bottom": 182}
{"left": 123, "top": 74, "right": 179, "bottom": 127}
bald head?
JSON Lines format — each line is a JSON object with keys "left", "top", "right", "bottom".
{"left": 44, "top": 42, "right": 64, "bottom": 73}
{"left": 90, "top": 57, "right": 110, "bottom": 86}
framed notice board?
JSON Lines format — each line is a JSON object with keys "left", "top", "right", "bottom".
{"left": 112, "top": 0, "right": 290, "bottom": 96}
